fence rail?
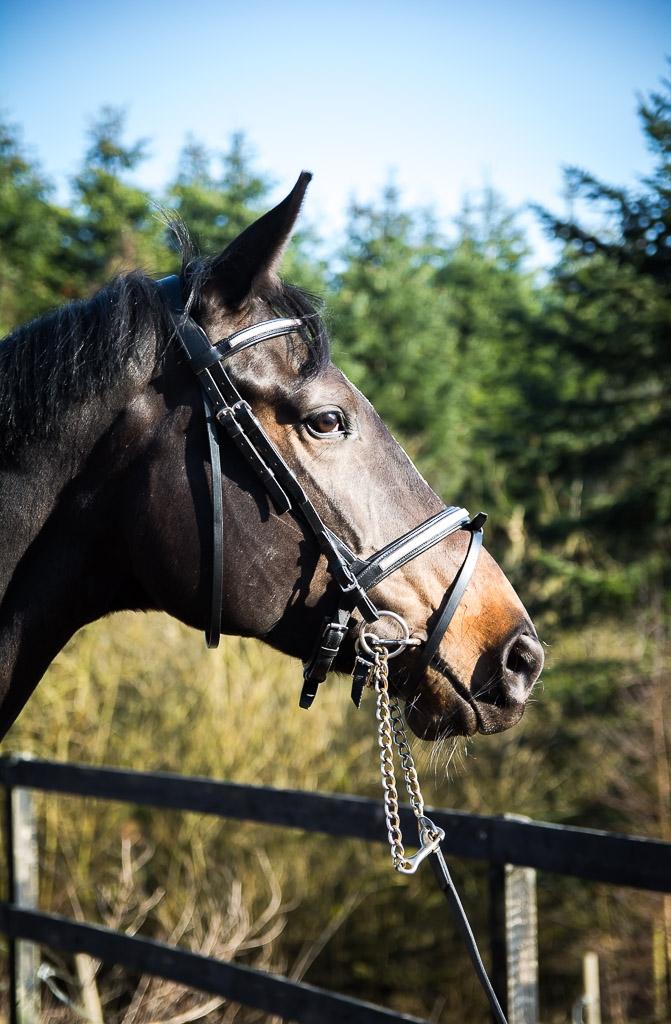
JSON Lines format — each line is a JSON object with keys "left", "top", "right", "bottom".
{"left": 1, "top": 755, "right": 668, "bottom": 892}
{"left": 1, "top": 754, "right": 670, "bottom": 1024}
{"left": 0, "top": 905, "right": 424, "bottom": 1024}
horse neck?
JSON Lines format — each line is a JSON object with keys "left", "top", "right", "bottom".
{"left": 0, "top": 402, "right": 145, "bottom": 738}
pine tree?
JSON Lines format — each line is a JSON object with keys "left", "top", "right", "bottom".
{"left": 330, "top": 185, "right": 542, "bottom": 541}
{"left": 436, "top": 190, "right": 542, "bottom": 538}
{"left": 68, "top": 107, "right": 161, "bottom": 287}
{"left": 169, "top": 132, "right": 271, "bottom": 253}
{"left": 531, "top": 76, "right": 671, "bottom": 618}
{"left": 330, "top": 185, "right": 461, "bottom": 488}
{"left": 0, "top": 119, "right": 67, "bottom": 332}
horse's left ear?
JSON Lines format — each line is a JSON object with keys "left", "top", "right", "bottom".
{"left": 205, "top": 171, "right": 312, "bottom": 310}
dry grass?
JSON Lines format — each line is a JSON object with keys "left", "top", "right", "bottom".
{"left": 1, "top": 612, "right": 666, "bottom": 1022}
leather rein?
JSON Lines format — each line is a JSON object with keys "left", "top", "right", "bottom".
{"left": 157, "top": 275, "right": 487, "bottom": 709}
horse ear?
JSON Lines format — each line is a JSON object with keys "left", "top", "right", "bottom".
{"left": 205, "top": 171, "right": 312, "bottom": 310}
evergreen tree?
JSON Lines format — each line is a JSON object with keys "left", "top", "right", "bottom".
{"left": 68, "top": 107, "right": 161, "bottom": 287}
{"left": 531, "top": 76, "right": 671, "bottom": 618}
{"left": 169, "top": 132, "right": 271, "bottom": 253}
{"left": 0, "top": 119, "right": 67, "bottom": 332}
{"left": 330, "top": 185, "right": 461, "bottom": 488}
{"left": 330, "top": 185, "right": 542, "bottom": 545}
{"left": 435, "top": 190, "right": 542, "bottom": 543}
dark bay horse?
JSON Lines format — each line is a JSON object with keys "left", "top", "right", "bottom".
{"left": 0, "top": 174, "right": 543, "bottom": 742}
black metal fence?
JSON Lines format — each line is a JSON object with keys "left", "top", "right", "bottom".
{"left": 1, "top": 754, "right": 669, "bottom": 1023}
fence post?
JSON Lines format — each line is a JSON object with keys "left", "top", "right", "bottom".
{"left": 4, "top": 759, "right": 40, "bottom": 1024}
{"left": 505, "top": 862, "right": 539, "bottom": 1024}
{"left": 583, "top": 951, "right": 601, "bottom": 1024}
{"left": 490, "top": 816, "right": 539, "bottom": 1024}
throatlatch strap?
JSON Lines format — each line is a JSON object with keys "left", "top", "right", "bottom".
{"left": 203, "top": 393, "right": 224, "bottom": 649}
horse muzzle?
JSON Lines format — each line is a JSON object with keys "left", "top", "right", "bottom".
{"left": 403, "top": 627, "right": 544, "bottom": 739}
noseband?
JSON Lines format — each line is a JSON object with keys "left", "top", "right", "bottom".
{"left": 158, "top": 276, "right": 486, "bottom": 708}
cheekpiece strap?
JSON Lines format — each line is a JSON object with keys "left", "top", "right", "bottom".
{"left": 157, "top": 275, "right": 365, "bottom": 654}
{"left": 202, "top": 393, "right": 224, "bottom": 648}
{"left": 158, "top": 276, "right": 225, "bottom": 648}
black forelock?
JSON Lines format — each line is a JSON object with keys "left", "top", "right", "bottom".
{"left": 266, "top": 282, "right": 331, "bottom": 378}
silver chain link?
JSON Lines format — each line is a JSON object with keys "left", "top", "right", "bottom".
{"left": 363, "top": 637, "right": 508, "bottom": 1022}
{"left": 369, "top": 646, "right": 444, "bottom": 873}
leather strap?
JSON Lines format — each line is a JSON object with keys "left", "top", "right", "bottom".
{"left": 351, "top": 507, "right": 471, "bottom": 592}
{"left": 430, "top": 847, "right": 507, "bottom": 1023}
{"left": 412, "top": 515, "right": 486, "bottom": 679}
{"left": 216, "top": 318, "right": 304, "bottom": 358}
{"left": 202, "top": 393, "right": 224, "bottom": 648}
{"left": 299, "top": 513, "right": 483, "bottom": 702}
{"left": 299, "top": 608, "right": 352, "bottom": 709}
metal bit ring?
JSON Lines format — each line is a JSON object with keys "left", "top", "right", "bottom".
{"left": 357, "top": 610, "right": 412, "bottom": 660}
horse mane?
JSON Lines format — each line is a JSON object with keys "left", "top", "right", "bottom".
{"left": 0, "top": 223, "right": 330, "bottom": 463}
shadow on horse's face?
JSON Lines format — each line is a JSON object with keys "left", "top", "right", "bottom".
{"left": 131, "top": 177, "right": 543, "bottom": 741}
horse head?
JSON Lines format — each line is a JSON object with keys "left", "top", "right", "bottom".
{"left": 0, "top": 173, "right": 542, "bottom": 741}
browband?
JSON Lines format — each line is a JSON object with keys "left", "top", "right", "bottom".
{"left": 216, "top": 318, "right": 304, "bottom": 358}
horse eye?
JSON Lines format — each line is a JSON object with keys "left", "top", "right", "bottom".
{"left": 306, "top": 410, "right": 346, "bottom": 436}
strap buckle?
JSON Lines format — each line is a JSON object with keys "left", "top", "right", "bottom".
{"left": 300, "top": 615, "right": 351, "bottom": 709}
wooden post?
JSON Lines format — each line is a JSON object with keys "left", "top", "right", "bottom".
{"left": 583, "top": 951, "right": 601, "bottom": 1024}
{"left": 504, "top": 863, "right": 539, "bottom": 1024}
{"left": 5, "top": 770, "right": 40, "bottom": 1024}
{"left": 4, "top": 781, "right": 18, "bottom": 1024}
{"left": 490, "top": 816, "right": 539, "bottom": 1024}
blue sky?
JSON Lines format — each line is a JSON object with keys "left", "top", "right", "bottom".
{"left": 2, "top": 1, "right": 669, "bottom": 263}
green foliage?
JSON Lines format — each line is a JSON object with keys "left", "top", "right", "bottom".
{"left": 529, "top": 75, "right": 671, "bottom": 621}
{"left": 0, "top": 119, "right": 68, "bottom": 332}
{"left": 330, "top": 187, "right": 461, "bottom": 482}
{"left": 68, "top": 107, "right": 164, "bottom": 285}
{"left": 0, "top": 81, "right": 669, "bottom": 1022}
{"left": 169, "top": 131, "right": 271, "bottom": 253}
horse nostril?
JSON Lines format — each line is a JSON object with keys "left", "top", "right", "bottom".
{"left": 501, "top": 632, "right": 544, "bottom": 703}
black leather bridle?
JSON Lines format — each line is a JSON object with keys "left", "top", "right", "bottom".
{"left": 157, "top": 275, "right": 510, "bottom": 1024}
{"left": 158, "top": 275, "right": 487, "bottom": 708}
